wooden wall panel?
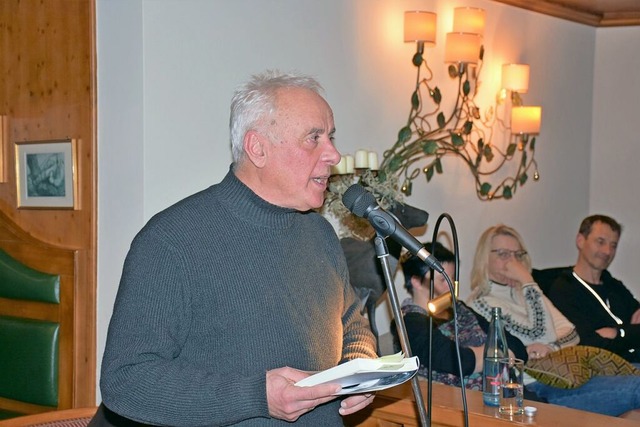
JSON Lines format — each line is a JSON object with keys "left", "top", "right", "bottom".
{"left": 0, "top": 0, "right": 96, "bottom": 408}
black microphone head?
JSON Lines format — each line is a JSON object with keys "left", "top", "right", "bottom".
{"left": 342, "top": 184, "right": 378, "bottom": 218}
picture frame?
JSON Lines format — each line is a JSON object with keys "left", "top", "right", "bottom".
{"left": 15, "top": 139, "right": 78, "bottom": 209}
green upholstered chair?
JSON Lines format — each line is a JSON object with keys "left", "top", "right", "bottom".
{"left": 0, "top": 209, "right": 93, "bottom": 420}
{"left": 0, "top": 249, "right": 63, "bottom": 420}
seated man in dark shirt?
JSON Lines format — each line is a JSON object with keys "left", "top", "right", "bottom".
{"left": 547, "top": 215, "right": 640, "bottom": 362}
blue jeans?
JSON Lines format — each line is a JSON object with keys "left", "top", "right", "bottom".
{"left": 527, "top": 372, "right": 640, "bottom": 416}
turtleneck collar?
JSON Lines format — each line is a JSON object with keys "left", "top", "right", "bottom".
{"left": 488, "top": 280, "right": 517, "bottom": 300}
{"left": 216, "top": 166, "right": 302, "bottom": 229}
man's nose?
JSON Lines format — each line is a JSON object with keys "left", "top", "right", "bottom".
{"left": 324, "top": 142, "right": 341, "bottom": 166}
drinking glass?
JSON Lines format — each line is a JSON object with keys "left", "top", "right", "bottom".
{"left": 498, "top": 357, "right": 524, "bottom": 415}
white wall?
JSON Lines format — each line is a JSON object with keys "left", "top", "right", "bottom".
{"left": 96, "top": 0, "right": 145, "bottom": 388}
{"left": 97, "top": 0, "right": 634, "bottom": 401}
{"left": 590, "top": 27, "right": 640, "bottom": 298}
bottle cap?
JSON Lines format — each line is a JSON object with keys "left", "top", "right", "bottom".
{"left": 524, "top": 406, "right": 537, "bottom": 417}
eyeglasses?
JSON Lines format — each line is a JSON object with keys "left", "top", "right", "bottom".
{"left": 490, "top": 249, "right": 528, "bottom": 261}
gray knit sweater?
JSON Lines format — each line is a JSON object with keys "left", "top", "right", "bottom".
{"left": 100, "top": 169, "right": 376, "bottom": 426}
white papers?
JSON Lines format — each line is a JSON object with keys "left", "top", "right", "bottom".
{"left": 295, "top": 352, "right": 419, "bottom": 395}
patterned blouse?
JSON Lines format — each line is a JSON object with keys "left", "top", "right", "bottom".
{"left": 468, "top": 281, "right": 579, "bottom": 350}
{"left": 400, "top": 298, "right": 485, "bottom": 390}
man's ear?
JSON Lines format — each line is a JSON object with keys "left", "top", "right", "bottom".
{"left": 243, "top": 130, "right": 267, "bottom": 168}
{"left": 576, "top": 233, "right": 585, "bottom": 250}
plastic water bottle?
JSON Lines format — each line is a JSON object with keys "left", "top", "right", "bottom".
{"left": 483, "top": 307, "right": 509, "bottom": 406}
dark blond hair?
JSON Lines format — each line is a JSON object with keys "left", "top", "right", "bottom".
{"left": 468, "top": 224, "right": 532, "bottom": 300}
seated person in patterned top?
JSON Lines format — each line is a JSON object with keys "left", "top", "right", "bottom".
{"left": 547, "top": 215, "right": 640, "bottom": 363}
{"left": 391, "top": 241, "right": 528, "bottom": 390}
{"left": 467, "top": 224, "right": 640, "bottom": 416}
{"left": 467, "top": 224, "right": 579, "bottom": 357}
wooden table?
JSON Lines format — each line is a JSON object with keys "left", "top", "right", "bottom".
{"left": 344, "top": 379, "right": 639, "bottom": 427}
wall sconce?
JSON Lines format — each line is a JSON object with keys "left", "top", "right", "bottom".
{"left": 511, "top": 106, "right": 542, "bottom": 134}
{"left": 502, "top": 64, "right": 529, "bottom": 95}
{"left": 377, "top": 7, "right": 543, "bottom": 201}
{"left": 454, "top": 7, "right": 486, "bottom": 34}
{"left": 404, "top": 11, "right": 436, "bottom": 50}
{"left": 447, "top": 7, "right": 484, "bottom": 66}
{"left": 445, "top": 32, "right": 481, "bottom": 65}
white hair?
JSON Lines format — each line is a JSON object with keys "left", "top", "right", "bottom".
{"left": 229, "top": 70, "right": 324, "bottom": 163}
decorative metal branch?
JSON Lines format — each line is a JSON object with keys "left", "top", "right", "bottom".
{"left": 377, "top": 46, "right": 539, "bottom": 201}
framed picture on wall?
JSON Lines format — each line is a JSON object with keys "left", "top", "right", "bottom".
{"left": 15, "top": 139, "right": 78, "bottom": 209}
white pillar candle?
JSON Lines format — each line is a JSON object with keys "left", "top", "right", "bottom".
{"left": 331, "top": 156, "right": 347, "bottom": 175}
{"left": 344, "top": 155, "right": 355, "bottom": 174}
{"left": 355, "top": 149, "right": 369, "bottom": 168}
{"left": 368, "top": 151, "right": 379, "bottom": 170}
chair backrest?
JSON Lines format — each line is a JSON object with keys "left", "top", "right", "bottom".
{"left": 0, "top": 209, "right": 93, "bottom": 420}
{"left": 532, "top": 266, "right": 572, "bottom": 295}
{"left": 0, "top": 249, "right": 64, "bottom": 420}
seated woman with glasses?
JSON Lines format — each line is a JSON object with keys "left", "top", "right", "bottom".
{"left": 467, "top": 224, "right": 640, "bottom": 416}
{"left": 467, "top": 224, "right": 579, "bottom": 358}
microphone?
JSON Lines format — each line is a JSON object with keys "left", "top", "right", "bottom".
{"left": 342, "top": 184, "right": 444, "bottom": 274}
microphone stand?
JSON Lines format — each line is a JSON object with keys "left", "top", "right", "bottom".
{"left": 373, "top": 233, "right": 429, "bottom": 427}
{"left": 428, "top": 213, "right": 469, "bottom": 427}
